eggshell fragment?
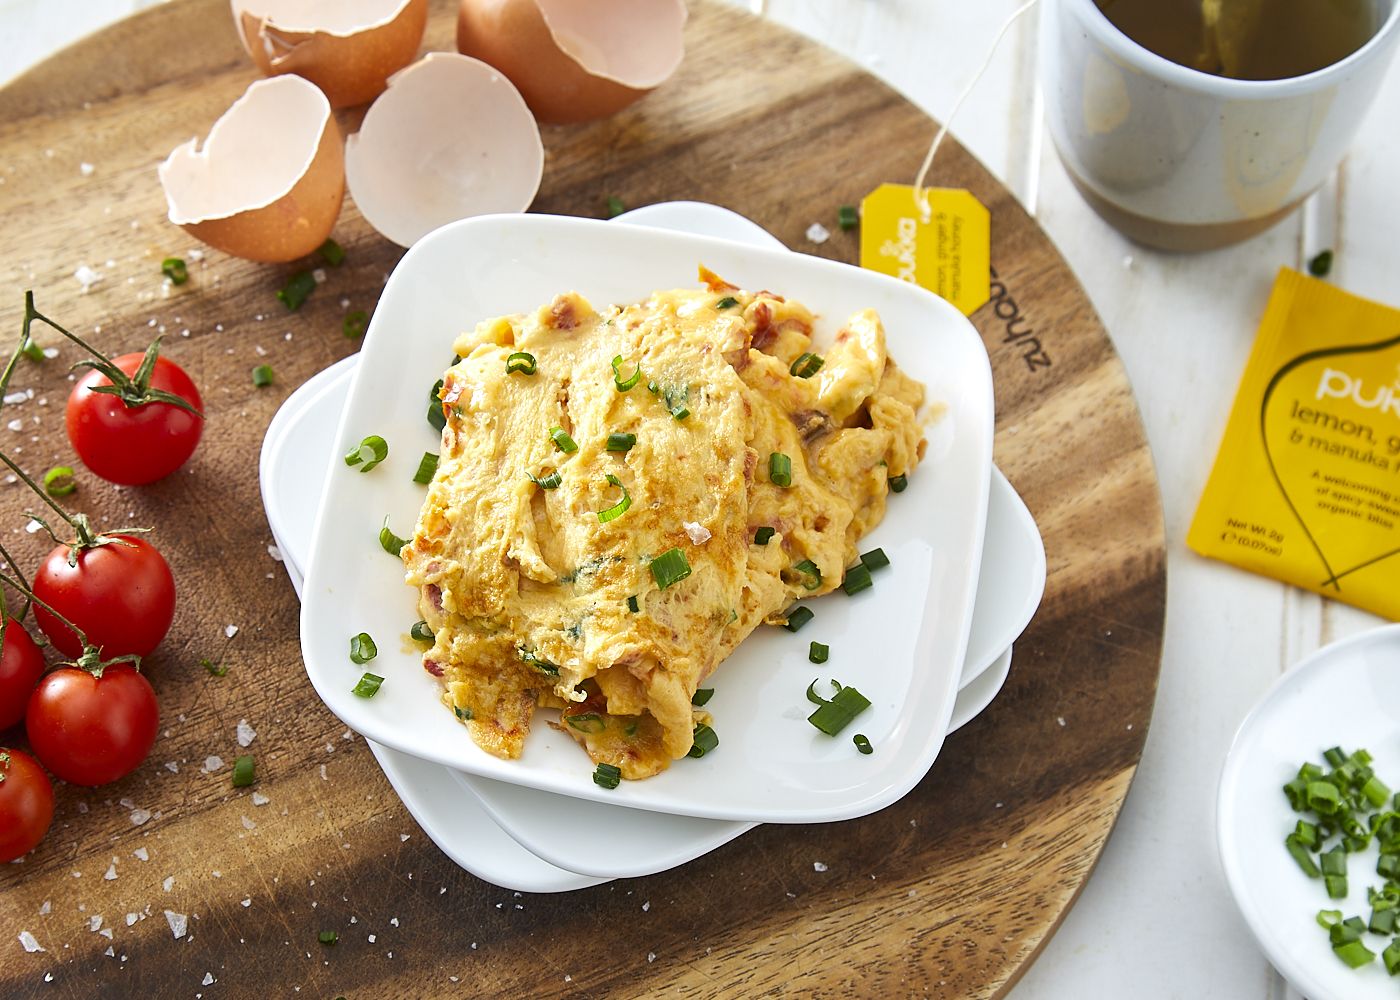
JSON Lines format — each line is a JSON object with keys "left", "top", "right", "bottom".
{"left": 232, "top": 0, "right": 428, "bottom": 108}
{"left": 159, "top": 75, "right": 344, "bottom": 263}
{"left": 456, "top": 0, "right": 687, "bottom": 124}
{"left": 345, "top": 53, "right": 543, "bottom": 248}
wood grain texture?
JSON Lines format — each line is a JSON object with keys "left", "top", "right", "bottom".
{"left": 0, "top": 2, "right": 1165, "bottom": 997}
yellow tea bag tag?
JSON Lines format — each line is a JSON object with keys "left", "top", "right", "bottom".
{"left": 1188, "top": 268, "right": 1400, "bottom": 620}
{"left": 859, "top": 183, "right": 990, "bottom": 317}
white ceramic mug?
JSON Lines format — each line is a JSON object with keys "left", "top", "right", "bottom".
{"left": 1040, "top": 0, "right": 1400, "bottom": 251}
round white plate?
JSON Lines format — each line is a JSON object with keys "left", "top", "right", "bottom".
{"left": 1218, "top": 624, "right": 1400, "bottom": 1000}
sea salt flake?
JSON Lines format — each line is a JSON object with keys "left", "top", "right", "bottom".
{"left": 368, "top": 934, "right": 376, "bottom": 943}
{"left": 224, "top": 624, "right": 238, "bottom": 638}
{"left": 390, "top": 917, "right": 399, "bottom": 927}
{"left": 813, "top": 861, "right": 828, "bottom": 872}
{"left": 805, "top": 223, "right": 830, "bottom": 244}
{"left": 647, "top": 952, "right": 656, "bottom": 963}
{"left": 241, "top": 815, "right": 256, "bottom": 831}
{"left": 130, "top": 808, "right": 152, "bottom": 826}
{"left": 252, "top": 792, "right": 270, "bottom": 807}
{"left": 8, "top": 419, "right": 23, "bottom": 432}
{"left": 203, "top": 756, "right": 223, "bottom": 773}
{"left": 4, "top": 391, "right": 27, "bottom": 405}
{"left": 89, "top": 916, "right": 103, "bottom": 932}
{"left": 240, "top": 899, "right": 251, "bottom": 908}
{"left": 19, "top": 930, "right": 45, "bottom": 952}
{"left": 79, "top": 163, "right": 95, "bottom": 176}
{"left": 641, "top": 901, "right": 650, "bottom": 912}
{"left": 682, "top": 521, "right": 711, "bottom": 545}
{"left": 104, "top": 946, "right": 114, "bottom": 957}
{"left": 74, "top": 265, "right": 104, "bottom": 291}
{"left": 312, "top": 268, "right": 327, "bottom": 284}
{"left": 38, "top": 901, "right": 50, "bottom": 916}
{"left": 164, "top": 762, "right": 179, "bottom": 773}
{"left": 104, "top": 863, "right": 118, "bottom": 880}
{"left": 163, "top": 876, "right": 175, "bottom": 892}
{"left": 236, "top": 719, "right": 257, "bottom": 747}
{"left": 133, "top": 847, "right": 149, "bottom": 861}
{"left": 42, "top": 347, "right": 57, "bottom": 359}
{"left": 165, "top": 910, "right": 188, "bottom": 939}
{"left": 203, "top": 973, "right": 215, "bottom": 986}
{"left": 99, "top": 928, "right": 113, "bottom": 940}
{"left": 267, "top": 545, "right": 283, "bottom": 562}
{"left": 399, "top": 834, "right": 409, "bottom": 842}
{"left": 125, "top": 913, "right": 138, "bottom": 926}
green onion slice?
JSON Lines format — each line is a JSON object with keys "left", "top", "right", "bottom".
{"left": 606, "top": 195, "right": 626, "bottom": 218}
{"left": 517, "top": 647, "right": 559, "bottom": 675}
{"left": 410, "top": 621, "right": 433, "bottom": 643}
{"left": 528, "top": 468, "right": 562, "bottom": 490}
{"left": 889, "top": 474, "right": 908, "bottom": 493}
{"left": 161, "top": 257, "right": 189, "bottom": 285}
{"left": 566, "top": 713, "right": 606, "bottom": 734}
{"left": 783, "top": 606, "right": 814, "bottom": 632}
{"left": 753, "top": 526, "right": 775, "bottom": 545}
{"left": 200, "top": 658, "right": 228, "bottom": 677}
{"left": 769, "top": 452, "right": 792, "bottom": 487}
{"left": 276, "top": 270, "right": 316, "bottom": 311}
{"left": 716, "top": 296, "right": 739, "bottom": 310}
{"left": 597, "top": 474, "right": 632, "bottom": 523}
{"left": 806, "top": 681, "right": 871, "bottom": 736}
{"left": 318, "top": 930, "right": 339, "bottom": 946}
{"left": 232, "top": 754, "right": 255, "bottom": 788}
{"left": 352, "top": 672, "right": 384, "bottom": 698}
{"left": 505, "top": 352, "right": 537, "bottom": 376}
{"left": 837, "top": 204, "right": 859, "bottom": 231}
{"left": 412, "top": 452, "right": 439, "bottom": 484}
{"left": 627, "top": 595, "right": 640, "bottom": 613}
{"left": 792, "top": 559, "right": 822, "bottom": 591}
{"left": 42, "top": 465, "right": 76, "bottom": 497}
{"left": 789, "top": 352, "right": 824, "bottom": 378}
{"left": 606, "top": 432, "right": 636, "bottom": 453}
{"left": 809, "top": 641, "right": 829, "bottom": 664}
{"left": 453, "top": 704, "right": 473, "bottom": 721}
{"left": 344, "top": 434, "right": 388, "bottom": 472}
{"left": 549, "top": 426, "right": 578, "bottom": 453}
{"left": 649, "top": 547, "right": 691, "bottom": 589}
{"left": 853, "top": 733, "right": 873, "bottom": 754}
{"left": 692, "top": 688, "right": 714, "bottom": 707}
{"left": 688, "top": 724, "right": 719, "bottom": 759}
{"left": 252, "top": 364, "right": 274, "bottom": 387}
{"left": 593, "top": 762, "right": 622, "bottom": 789}
{"left": 842, "top": 562, "right": 873, "bottom": 595}
{"left": 349, "top": 632, "right": 378, "bottom": 664}
{"left": 612, "top": 355, "right": 642, "bottom": 391}
{"left": 318, "top": 238, "right": 345, "bottom": 266}
{"left": 1309, "top": 249, "right": 1334, "bottom": 278}
{"left": 427, "top": 378, "right": 446, "bottom": 432}
{"left": 861, "top": 548, "right": 890, "bottom": 572}
{"left": 379, "top": 517, "right": 409, "bottom": 556}
{"left": 343, "top": 310, "right": 369, "bottom": 339}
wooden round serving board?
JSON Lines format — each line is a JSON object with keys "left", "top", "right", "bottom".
{"left": 0, "top": 2, "right": 1165, "bottom": 997}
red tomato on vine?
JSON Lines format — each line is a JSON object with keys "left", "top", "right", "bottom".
{"left": 26, "top": 664, "right": 158, "bottom": 786}
{"left": 0, "top": 618, "right": 46, "bottom": 730}
{"left": 0, "top": 747, "right": 54, "bottom": 862}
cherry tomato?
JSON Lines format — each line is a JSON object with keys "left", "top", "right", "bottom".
{"left": 26, "top": 664, "right": 158, "bottom": 786}
{"left": 0, "top": 619, "right": 46, "bottom": 731}
{"left": 0, "top": 747, "right": 55, "bottom": 862}
{"left": 66, "top": 352, "right": 203, "bottom": 485}
{"left": 32, "top": 535, "right": 175, "bottom": 660}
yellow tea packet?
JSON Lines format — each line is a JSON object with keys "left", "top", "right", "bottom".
{"left": 1189, "top": 267, "right": 1400, "bottom": 620}
{"left": 859, "top": 183, "right": 990, "bottom": 317}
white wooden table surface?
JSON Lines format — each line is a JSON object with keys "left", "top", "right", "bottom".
{"left": 3, "top": 2, "right": 1397, "bottom": 997}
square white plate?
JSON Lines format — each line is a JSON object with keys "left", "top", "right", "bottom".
{"left": 300, "top": 213, "right": 994, "bottom": 823}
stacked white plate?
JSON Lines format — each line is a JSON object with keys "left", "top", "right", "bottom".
{"left": 259, "top": 203, "right": 1045, "bottom": 891}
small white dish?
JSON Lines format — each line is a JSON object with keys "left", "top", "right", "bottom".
{"left": 1218, "top": 624, "right": 1400, "bottom": 1000}
{"left": 299, "top": 212, "right": 995, "bottom": 823}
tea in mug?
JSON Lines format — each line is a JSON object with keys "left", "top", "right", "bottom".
{"left": 1094, "top": 0, "right": 1379, "bottom": 80}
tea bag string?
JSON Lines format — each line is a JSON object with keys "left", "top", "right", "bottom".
{"left": 913, "top": 0, "right": 1043, "bottom": 222}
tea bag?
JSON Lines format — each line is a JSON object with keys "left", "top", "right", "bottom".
{"left": 1198, "top": 0, "right": 1268, "bottom": 77}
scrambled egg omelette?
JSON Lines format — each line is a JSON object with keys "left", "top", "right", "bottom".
{"left": 401, "top": 269, "right": 926, "bottom": 780}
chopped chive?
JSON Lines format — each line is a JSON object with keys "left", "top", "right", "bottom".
{"left": 231, "top": 754, "right": 255, "bottom": 788}
{"left": 593, "top": 762, "right": 622, "bottom": 789}
{"left": 517, "top": 647, "right": 558, "bottom": 675}
{"left": 807, "top": 683, "right": 871, "bottom": 736}
{"left": 1285, "top": 835, "right": 1321, "bottom": 877}
{"left": 691, "top": 688, "right": 714, "bottom": 706}
{"left": 687, "top": 724, "right": 719, "bottom": 759}
{"left": 427, "top": 378, "right": 446, "bottom": 432}
{"left": 1371, "top": 905, "right": 1397, "bottom": 935}
{"left": 627, "top": 595, "right": 640, "bottom": 613}
{"left": 276, "top": 270, "right": 316, "bottom": 311}
{"left": 352, "top": 672, "right": 384, "bottom": 698}
{"left": 343, "top": 310, "right": 369, "bottom": 339}
{"left": 1325, "top": 874, "right": 1349, "bottom": 899}
{"left": 650, "top": 547, "right": 691, "bottom": 589}
{"left": 769, "top": 452, "right": 792, "bottom": 488}
{"left": 860, "top": 548, "right": 890, "bottom": 572}
{"left": 251, "top": 364, "right": 274, "bottom": 387}
{"left": 809, "top": 641, "right": 829, "bottom": 664}
{"left": 611, "top": 355, "right": 642, "bottom": 391}
{"left": 789, "top": 352, "right": 824, "bottom": 378}
{"left": 889, "top": 474, "right": 908, "bottom": 493}
{"left": 606, "top": 195, "right": 626, "bottom": 218}
{"left": 528, "top": 468, "right": 562, "bottom": 490}
{"left": 606, "top": 432, "right": 636, "bottom": 453}
{"left": 410, "top": 621, "right": 434, "bottom": 643}
{"left": 412, "top": 452, "right": 439, "bottom": 484}
{"left": 1309, "top": 781, "right": 1343, "bottom": 815}
{"left": 349, "top": 633, "right": 378, "bottom": 664}
{"left": 42, "top": 465, "right": 76, "bottom": 497}
{"left": 853, "top": 733, "right": 873, "bottom": 754}
{"left": 753, "top": 526, "right": 775, "bottom": 545}
{"left": 565, "top": 713, "right": 606, "bottom": 734}
{"left": 597, "top": 474, "right": 632, "bottom": 523}
{"left": 344, "top": 434, "right": 388, "bottom": 472}
{"left": 715, "top": 296, "right": 739, "bottom": 310}
{"left": 1309, "top": 249, "right": 1334, "bottom": 278}
{"left": 807, "top": 678, "right": 840, "bottom": 705}
{"left": 549, "top": 426, "right": 578, "bottom": 453}
{"left": 318, "top": 238, "right": 345, "bottom": 266}
{"left": 161, "top": 257, "right": 188, "bottom": 285}
{"left": 842, "top": 562, "right": 873, "bottom": 595}
{"left": 200, "top": 658, "right": 228, "bottom": 677}
{"left": 1334, "top": 939, "right": 1375, "bottom": 968}
{"left": 1317, "top": 909, "right": 1343, "bottom": 929}
{"left": 837, "top": 204, "right": 859, "bottom": 231}
{"left": 453, "top": 704, "right": 472, "bottom": 721}
{"left": 783, "top": 606, "right": 814, "bottom": 632}
{"left": 505, "top": 351, "right": 537, "bottom": 376}
{"left": 379, "top": 517, "right": 408, "bottom": 556}
{"left": 792, "top": 559, "right": 822, "bottom": 591}
{"left": 318, "top": 930, "right": 339, "bottom": 946}
{"left": 1385, "top": 939, "right": 1400, "bottom": 976}
{"left": 1363, "top": 775, "right": 1392, "bottom": 807}
{"left": 670, "top": 404, "right": 690, "bottom": 421}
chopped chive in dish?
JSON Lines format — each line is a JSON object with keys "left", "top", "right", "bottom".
{"left": 161, "top": 257, "right": 188, "bottom": 285}
{"left": 231, "top": 754, "right": 255, "bottom": 787}
{"left": 505, "top": 351, "right": 537, "bottom": 375}
{"left": 42, "top": 465, "right": 76, "bottom": 497}
{"left": 593, "top": 763, "right": 622, "bottom": 789}
{"left": 549, "top": 426, "right": 578, "bottom": 453}
{"left": 792, "top": 559, "right": 822, "bottom": 591}
{"left": 627, "top": 595, "right": 640, "bottom": 613}
{"left": 349, "top": 632, "right": 378, "bottom": 664}
{"left": 351, "top": 672, "right": 384, "bottom": 698}
{"left": 691, "top": 688, "right": 714, "bottom": 706}
{"left": 412, "top": 452, "right": 439, "bottom": 484}
{"left": 842, "top": 562, "right": 873, "bottom": 595}
{"left": 612, "top": 354, "right": 642, "bottom": 391}
{"left": 453, "top": 705, "right": 472, "bottom": 721}
{"left": 769, "top": 452, "right": 792, "bottom": 487}
{"left": 806, "top": 679, "right": 870, "bottom": 736}
{"left": 860, "top": 548, "right": 890, "bottom": 572}
{"left": 853, "top": 733, "right": 873, "bottom": 754}
{"left": 753, "top": 526, "right": 775, "bottom": 545}
{"left": 606, "top": 432, "right": 636, "bottom": 453}
{"left": 688, "top": 724, "right": 719, "bottom": 758}
{"left": 426, "top": 378, "right": 446, "bottom": 431}
{"left": 783, "top": 606, "right": 814, "bottom": 632}
{"left": 410, "top": 621, "right": 433, "bottom": 643}
{"left": 344, "top": 434, "right": 388, "bottom": 472}
{"left": 566, "top": 713, "right": 606, "bottom": 734}
{"left": 1309, "top": 249, "right": 1334, "bottom": 278}
{"left": 379, "top": 517, "right": 409, "bottom": 556}
{"left": 251, "top": 364, "right": 275, "bottom": 387}
{"left": 528, "top": 468, "right": 562, "bottom": 489}
{"left": 343, "top": 310, "right": 369, "bottom": 339}
{"left": 809, "top": 641, "right": 829, "bottom": 664}
{"left": 276, "top": 270, "right": 316, "bottom": 311}
{"left": 789, "top": 352, "right": 824, "bottom": 378}
{"left": 888, "top": 473, "right": 908, "bottom": 493}
{"left": 597, "top": 474, "right": 632, "bottom": 523}
{"left": 517, "top": 648, "right": 559, "bottom": 675}
{"left": 715, "top": 296, "right": 739, "bottom": 310}
{"left": 650, "top": 547, "right": 691, "bottom": 589}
